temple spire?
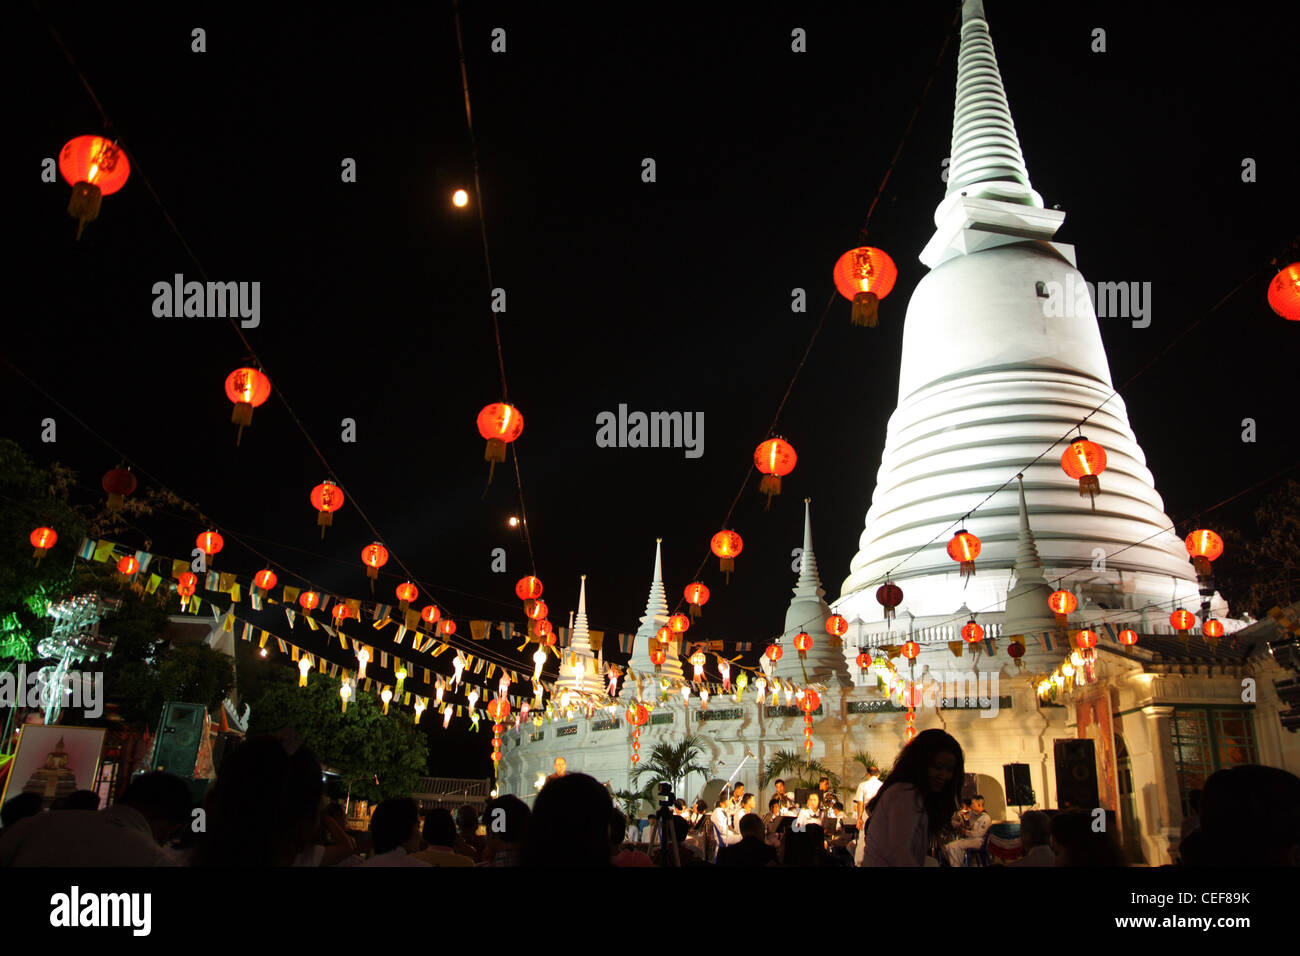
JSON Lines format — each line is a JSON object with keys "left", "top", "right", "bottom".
{"left": 557, "top": 574, "right": 599, "bottom": 695}
{"left": 943, "top": 1, "right": 1042, "bottom": 210}
{"left": 621, "top": 539, "right": 682, "bottom": 697}
{"left": 1003, "top": 476, "right": 1057, "bottom": 638}
{"left": 778, "top": 500, "right": 850, "bottom": 686}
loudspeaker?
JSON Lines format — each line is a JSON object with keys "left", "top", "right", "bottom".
{"left": 151, "top": 701, "right": 206, "bottom": 776}
{"left": 1003, "top": 763, "right": 1035, "bottom": 806}
{"left": 960, "top": 772, "right": 978, "bottom": 801}
{"left": 1054, "top": 739, "right": 1100, "bottom": 810}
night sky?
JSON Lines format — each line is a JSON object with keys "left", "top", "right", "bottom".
{"left": 8, "top": 2, "right": 1296, "bottom": 777}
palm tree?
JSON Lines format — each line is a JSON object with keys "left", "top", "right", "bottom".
{"left": 613, "top": 788, "right": 652, "bottom": 820}
{"left": 851, "top": 750, "right": 888, "bottom": 779}
{"left": 631, "top": 733, "right": 711, "bottom": 800}
{"left": 760, "top": 749, "right": 841, "bottom": 793}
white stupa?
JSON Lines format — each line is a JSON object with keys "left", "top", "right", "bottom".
{"left": 619, "top": 539, "right": 684, "bottom": 699}
{"left": 555, "top": 575, "right": 605, "bottom": 696}
{"left": 774, "top": 499, "right": 852, "bottom": 687}
{"left": 837, "top": 0, "right": 1218, "bottom": 629}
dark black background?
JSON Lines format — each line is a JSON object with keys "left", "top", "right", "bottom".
{"left": 6, "top": 1, "right": 1296, "bottom": 776}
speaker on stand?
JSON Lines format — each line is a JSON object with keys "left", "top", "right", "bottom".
{"left": 1003, "top": 762, "right": 1035, "bottom": 817}
{"left": 1054, "top": 739, "right": 1100, "bottom": 810}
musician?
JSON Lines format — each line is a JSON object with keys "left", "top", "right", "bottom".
{"left": 795, "top": 792, "right": 824, "bottom": 830}
{"left": 817, "top": 777, "right": 843, "bottom": 816}
{"left": 944, "top": 795, "right": 991, "bottom": 867}
{"left": 729, "top": 783, "right": 747, "bottom": 828}
{"left": 710, "top": 795, "right": 742, "bottom": 862}
{"left": 772, "top": 779, "right": 796, "bottom": 811}
{"left": 763, "top": 797, "right": 785, "bottom": 848}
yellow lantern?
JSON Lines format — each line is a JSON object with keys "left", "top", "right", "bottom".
{"left": 340, "top": 681, "right": 352, "bottom": 712}
{"left": 381, "top": 687, "right": 393, "bottom": 714}
{"left": 298, "top": 657, "right": 312, "bottom": 687}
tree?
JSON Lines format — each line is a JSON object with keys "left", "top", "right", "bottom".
{"left": 631, "top": 733, "right": 711, "bottom": 801}
{"left": 851, "top": 749, "right": 890, "bottom": 780}
{"left": 760, "top": 749, "right": 842, "bottom": 795}
{"left": 1213, "top": 479, "right": 1300, "bottom": 619}
{"left": 247, "top": 668, "right": 428, "bottom": 803}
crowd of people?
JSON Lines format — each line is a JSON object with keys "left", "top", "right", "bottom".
{"left": 2, "top": 728, "right": 1298, "bottom": 867}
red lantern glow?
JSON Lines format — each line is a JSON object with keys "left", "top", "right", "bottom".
{"left": 901, "top": 641, "right": 920, "bottom": 660}
{"left": 1170, "top": 609, "right": 1195, "bottom": 632}
{"left": 310, "top": 481, "right": 345, "bottom": 537}
{"left": 254, "top": 569, "right": 277, "bottom": 591}
{"left": 116, "top": 555, "right": 139, "bottom": 576}
{"left": 59, "top": 135, "right": 130, "bottom": 238}
{"left": 1048, "top": 590, "right": 1078, "bottom": 617}
{"left": 477, "top": 402, "right": 524, "bottom": 482}
{"left": 332, "top": 604, "right": 351, "bottom": 624}
{"left": 515, "top": 576, "right": 543, "bottom": 601}
{"left": 626, "top": 703, "right": 649, "bottom": 726}
{"left": 900, "top": 684, "right": 922, "bottom": 709}
{"left": 30, "top": 527, "right": 57, "bottom": 561}
{"left": 1061, "top": 437, "right": 1107, "bottom": 508}
{"left": 855, "top": 651, "right": 870, "bottom": 669}
{"left": 754, "top": 438, "right": 796, "bottom": 506}
{"left": 1118, "top": 628, "right": 1139, "bottom": 647}
{"left": 487, "top": 697, "right": 512, "bottom": 722}
{"left": 1268, "top": 262, "right": 1300, "bottom": 321}
{"left": 196, "top": 531, "right": 224, "bottom": 558}
{"left": 1185, "top": 529, "right": 1224, "bottom": 578}
{"left": 438, "top": 619, "right": 457, "bottom": 638}
{"left": 525, "top": 599, "right": 549, "bottom": 621}
{"left": 794, "top": 632, "right": 814, "bottom": 653}
{"left": 799, "top": 689, "right": 821, "bottom": 714}
{"left": 711, "top": 530, "right": 743, "bottom": 581}
{"left": 765, "top": 643, "right": 783, "bottom": 662}
{"left": 825, "top": 615, "right": 848, "bottom": 638}
{"left": 947, "top": 529, "right": 981, "bottom": 580}
{"left": 1007, "top": 641, "right": 1025, "bottom": 660}
{"left": 361, "top": 543, "right": 389, "bottom": 589}
{"left": 684, "top": 582, "right": 710, "bottom": 619}
{"left": 832, "top": 246, "right": 898, "bottom": 327}
{"left": 421, "top": 605, "right": 441, "bottom": 626}
{"left": 649, "top": 644, "right": 667, "bottom": 668}
{"left": 668, "top": 614, "right": 690, "bottom": 634}
{"left": 1203, "top": 619, "right": 1225, "bottom": 640}
{"left": 299, "top": 591, "right": 320, "bottom": 612}
{"left": 961, "top": 620, "right": 985, "bottom": 644}
{"left": 224, "top": 368, "right": 271, "bottom": 444}
{"left": 177, "top": 571, "right": 197, "bottom": 591}
{"left": 1074, "top": 629, "right": 1098, "bottom": 650}
{"left": 396, "top": 582, "right": 419, "bottom": 608}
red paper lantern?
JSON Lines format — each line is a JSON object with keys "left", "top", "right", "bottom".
{"left": 533, "top": 619, "right": 553, "bottom": 641}
{"left": 361, "top": 543, "right": 389, "bottom": 588}
{"left": 1268, "top": 262, "right": 1300, "bottom": 321}
{"left": 799, "top": 689, "right": 821, "bottom": 714}
{"left": 1203, "top": 619, "right": 1225, "bottom": 640}
{"left": 116, "top": 555, "right": 139, "bottom": 576}
{"left": 855, "top": 651, "right": 870, "bottom": 669}
{"left": 711, "top": 530, "right": 743, "bottom": 581}
{"left": 487, "top": 697, "right": 512, "bottom": 722}
{"left": 224, "top": 368, "right": 271, "bottom": 444}
{"left": 515, "top": 576, "right": 543, "bottom": 601}
{"left": 1007, "top": 641, "right": 1025, "bottom": 660}
{"left": 626, "top": 703, "right": 649, "bottom": 726}
{"left": 1118, "top": 628, "right": 1139, "bottom": 647}
{"left": 754, "top": 438, "right": 797, "bottom": 506}
{"left": 332, "top": 604, "right": 351, "bottom": 624}
{"left": 254, "top": 569, "right": 277, "bottom": 591}
{"left": 438, "top": 619, "right": 457, "bottom": 638}
{"left": 668, "top": 614, "right": 690, "bottom": 634}
{"left": 310, "top": 481, "right": 345, "bottom": 537}
{"left": 30, "top": 527, "right": 57, "bottom": 562}
{"left": 1185, "top": 529, "right": 1224, "bottom": 578}
{"left": 876, "top": 582, "right": 903, "bottom": 622}
{"left": 684, "top": 582, "right": 710, "bottom": 619}
{"left": 396, "top": 582, "right": 419, "bottom": 609}
{"left": 177, "top": 571, "right": 198, "bottom": 591}
{"left": 101, "top": 466, "right": 137, "bottom": 511}
{"left": 905, "top": 726, "right": 917, "bottom": 742}
{"left": 765, "top": 642, "right": 783, "bottom": 662}
{"left": 901, "top": 641, "right": 920, "bottom": 660}
{"left": 825, "top": 615, "right": 848, "bottom": 638}
{"left": 525, "top": 599, "right": 548, "bottom": 621}
{"left": 421, "top": 605, "right": 442, "bottom": 626}
{"left": 196, "top": 531, "right": 224, "bottom": 558}
{"left": 1074, "top": 628, "right": 1098, "bottom": 650}
{"left": 649, "top": 644, "right": 667, "bottom": 668}
{"left": 900, "top": 684, "right": 922, "bottom": 709}
{"left": 477, "top": 402, "right": 524, "bottom": 482}
{"left": 1048, "top": 590, "right": 1078, "bottom": 617}
{"left": 832, "top": 246, "right": 898, "bottom": 327}
{"left": 176, "top": 584, "right": 195, "bottom": 608}
{"left": 59, "top": 135, "right": 130, "bottom": 238}
{"left": 656, "top": 626, "right": 673, "bottom": 644}
{"left": 299, "top": 591, "right": 320, "bottom": 612}
{"left": 961, "top": 619, "right": 985, "bottom": 644}
{"left": 947, "top": 529, "right": 981, "bottom": 580}
{"left": 1170, "top": 609, "right": 1195, "bottom": 632}
{"left": 1061, "top": 437, "right": 1107, "bottom": 508}
{"left": 794, "top": 632, "right": 814, "bottom": 653}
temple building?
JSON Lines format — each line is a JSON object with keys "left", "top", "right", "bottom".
{"left": 496, "top": 0, "right": 1300, "bottom": 865}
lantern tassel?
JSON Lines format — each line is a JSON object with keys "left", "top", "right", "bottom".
{"left": 1079, "top": 475, "right": 1100, "bottom": 509}
{"left": 759, "top": 474, "right": 781, "bottom": 509}
{"left": 689, "top": 604, "right": 701, "bottom": 620}
{"left": 850, "top": 291, "right": 880, "bottom": 327}
{"left": 960, "top": 560, "right": 975, "bottom": 581}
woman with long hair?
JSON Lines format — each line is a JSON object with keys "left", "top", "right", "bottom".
{"left": 862, "top": 729, "right": 963, "bottom": 867}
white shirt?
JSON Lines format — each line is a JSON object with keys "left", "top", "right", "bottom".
{"left": 854, "top": 777, "right": 883, "bottom": 819}
{"left": 862, "top": 783, "right": 929, "bottom": 867}
{"left": 710, "top": 807, "right": 741, "bottom": 860}
{"left": 795, "top": 807, "right": 824, "bottom": 829}
{"left": 1008, "top": 844, "right": 1057, "bottom": 867}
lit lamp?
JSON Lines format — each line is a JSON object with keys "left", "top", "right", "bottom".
{"left": 414, "top": 697, "right": 426, "bottom": 724}
{"left": 381, "top": 687, "right": 393, "bottom": 714}
{"left": 298, "top": 657, "right": 312, "bottom": 687}
{"left": 340, "top": 681, "right": 352, "bottom": 713}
